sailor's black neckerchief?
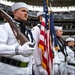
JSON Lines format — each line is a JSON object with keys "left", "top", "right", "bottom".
{"left": 57, "top": 37, "right": 65, "bottom": 53}
{"left": 14, "top": 19, "right": 29, "bottom": 40}
{"left": 57, "top": 37, "right": 68, "bottom": 61}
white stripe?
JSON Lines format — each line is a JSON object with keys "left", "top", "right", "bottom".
{"left": 44, "top": 51, "right": 48, "bottom": 59}
{"left": 40, "top": 35, "right": 44, "bottom": 41}
{"left": 41, "top": 25, "right": 45, "bottom": 31}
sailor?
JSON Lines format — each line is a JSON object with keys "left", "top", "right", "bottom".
{"left": 66, "top": 37, "right": 75, "bottom": 75}
{"left": 54, "top": 26, "right": 67, "bottom": 75}
{"left": 0, "top": 2, "right": 35, "bottom": 75}
{"left": 30, "top": 11, "right": 48, "bottom": 75}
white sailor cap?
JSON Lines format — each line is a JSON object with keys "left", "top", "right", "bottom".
{"left": 55, "top": 26, "right": 62, "bottom": 31}
{"left": 37, "top": 11, "right": 44, "bottom": 17}
{"left": 11, "top": 2, "right": 29, "bottom": 12}
{"left": 66, "top": 37, "right": 75, "bottom": 42}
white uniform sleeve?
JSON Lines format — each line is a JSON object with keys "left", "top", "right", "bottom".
{"left": 0, "top": 44, "right": 16, "bottom": 56}
{"left": 66, "top": 46, "right": 74, "bottom": 59}
{"left": 0, "top": 23, "right": 18, "bottom": 56}
{"left": 66, "top": 46, "right": 75, "bottom": 63}
{"left": 31, "top": 26, "right": 42, "bottom": 65}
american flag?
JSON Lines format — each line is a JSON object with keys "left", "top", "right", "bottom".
{"left": 39, "top": 0, "right": 53, "bottom": 75}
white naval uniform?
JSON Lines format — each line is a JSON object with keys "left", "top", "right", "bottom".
{"left": 66, "top": 46, "right": 75, "bottom": 75}
{"left": 31, "top": 26, "right": 42, "bottom": 75}
{"left": 58, "top": 50, "right": 67, "bottom": 75}
{"left": 56, "top": 39, "right": 67, "bottom": 75}
{"left": 0, "top": 23, "right": 32, "bottom": 75}
{"left": 53, "top": 51, "right": 60, "bottom": 75}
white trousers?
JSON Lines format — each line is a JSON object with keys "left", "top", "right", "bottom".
{"left": 67, "top": 65, "right": 75, "bottom": 75}
{"left": 59, "top": 62, "right": 67, "bottom": 75}
{"left": 54, "top": 64, "right": 59, "bottom": 75}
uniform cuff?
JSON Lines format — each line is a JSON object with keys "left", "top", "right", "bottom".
{"left": 15, "top": 45, "right": 19, "bottom": 55}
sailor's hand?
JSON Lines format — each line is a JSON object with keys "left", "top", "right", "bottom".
{"left": 15, "top": 42, "right": 35, "bottom": 57}
{"left": 38, "top": 66, "right": 48, "bottom": 75}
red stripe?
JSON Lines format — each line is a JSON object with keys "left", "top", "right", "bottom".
{"left": 41, "top": 21, "right": 46, "bottom": 27}
{"left": 39, "top": 40, "right": 44, "bottom": 47}
{"left": 40, "top": 30, "right": 45, "bottom": 36}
